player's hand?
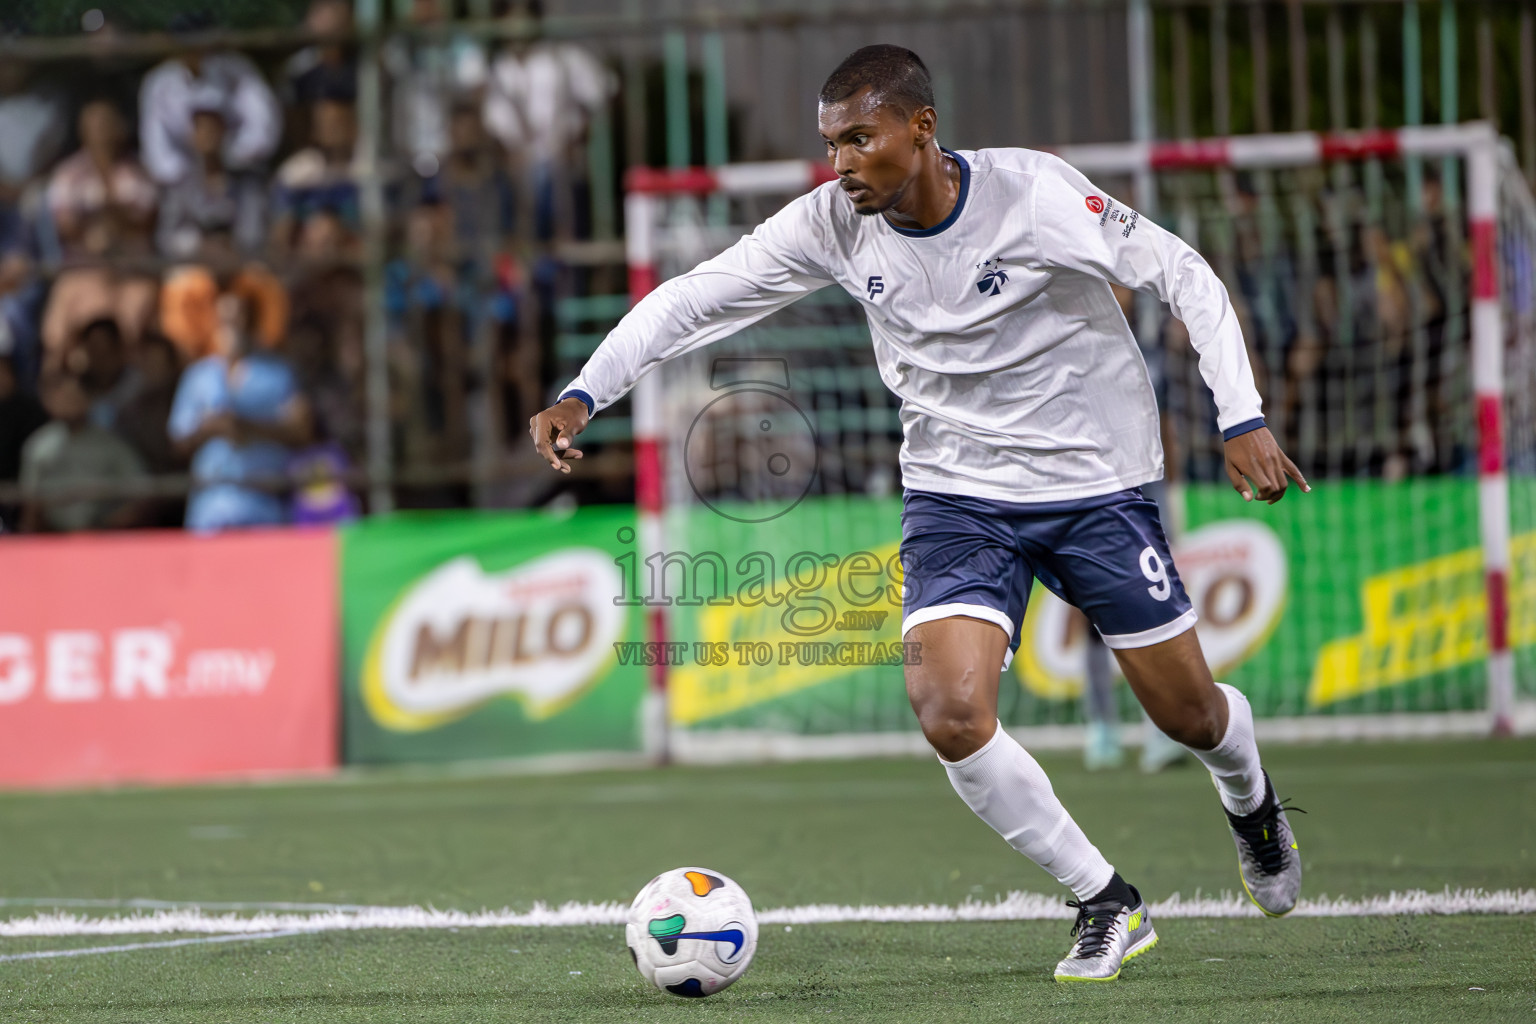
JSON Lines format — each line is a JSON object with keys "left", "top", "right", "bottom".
{"left": 1223, "top": 426, "right": 1309, "bottom": 504}
{"left": 529, "top": 396, "right": 590, "bottom": 473}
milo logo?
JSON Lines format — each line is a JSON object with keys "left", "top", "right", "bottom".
{"left": 361, "top": 549, "right": 625, "bottom": 730}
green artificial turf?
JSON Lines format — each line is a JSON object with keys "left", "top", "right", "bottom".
{"left": 1, "top": 738, "right": 1533, "bottom": 1022}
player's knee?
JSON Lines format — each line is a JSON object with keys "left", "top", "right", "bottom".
{"left": 912, "top": 697, "right": 994, "bottom": 762}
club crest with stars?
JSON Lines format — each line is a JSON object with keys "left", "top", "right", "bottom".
{"left": 975, "top": 257, "right": 1008, "bottom": 296}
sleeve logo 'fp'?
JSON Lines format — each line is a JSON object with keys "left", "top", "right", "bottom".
{"left": 866, "top": 275, "right": 884, "bottom": 299}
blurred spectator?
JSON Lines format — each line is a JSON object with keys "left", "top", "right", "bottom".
{"left": 156, "top": 100, "right": 268, "bottom": 260}
{"left": 160, "top": 265, "right": 221, "bottom": 364}
{"left": 40, "top": 99, "right": 162, "bottom": 370}
{"left": 40, "top": 264, "right": 160, "bottom": 376}
{"left": 290, "top": 442, "right": 360, "bottom": 524}
{"left": 139, "top": 42, "right": 282, "bottom": 187}
{"left": 431, "top": 101, "right": 513, "bottom": 255}
{"left": 117, "top": 332, "right": 187, "bottom": 528}
{"left": 387, "top": 201, "right": 469, "bottom": 468}
{"left": 19, "top": 369, "right": 148, "bottom": 533}
{"left": 161, "top": 263, "right": 290, "bottom": 363}
{"left": 294, "top": 208, "right": 353, "bottom": 262}
{"left": 483, "top": 0, "right": 615, "bottom": 240}
{"left": 0, "top": 62, "right": 71, "bottom": 257}
{"left": 169, "top": 280, "right": 313, "bottom": 532}
{"left": 271, "top": 92, "right": 361, "bottom": 256}
{"left": 0, "top": 352, "right": 47, "bottom": 531}
{"left": 0, "top": 253, "right": 46, "bottom": 389}
{"left": 284, "top": 0, "right": 357, "bottom": 108}
{"left": 383, "top": 0, "right": 486, "bottom": 172}
{"left": 116, "top": 332, "right": 183, "bottom": 475}
{"left": 48, "top": 99, "right": 158, "bottom": 260}
{"left": 68, "top": 317, "right": 137, "bottom": 431}
{"left": 287, "top": 302, "right": 364, "bottom": 460}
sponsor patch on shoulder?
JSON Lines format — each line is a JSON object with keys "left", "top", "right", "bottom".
{"left": 1094, "top": 196, "right": 1140, "bottom": 238}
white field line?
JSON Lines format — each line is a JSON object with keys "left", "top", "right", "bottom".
{"left": 0, "top": 930, "right": 304, "bottom": 963}
{"left": 0, "top": 898, "right": 376, "bottom": 912}
{"left": 0, "top": 888, "right": 1530, "bottom": 939}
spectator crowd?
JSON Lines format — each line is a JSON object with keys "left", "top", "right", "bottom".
{"left": 0, "top": 2, "right": 1498, "bottom": 537}
{"left": 0, "top": 0, "right": 614, "bottom": 534}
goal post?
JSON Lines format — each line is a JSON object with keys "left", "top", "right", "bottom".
{"left": 1056, "top": 123, "right": 1515, "bottom": 737}
{"left": 623, "top": 161, "right": 839, "bottom": 762}
{"left": 620, "top": 123, "right": 1534, "bottom": 759}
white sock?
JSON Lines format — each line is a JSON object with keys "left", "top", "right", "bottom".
{"left": 941, "top": 723, "right": 1115, "bottom": 901}
{"left": 1186, "top": 683, "right": 1266, "bottom": 816}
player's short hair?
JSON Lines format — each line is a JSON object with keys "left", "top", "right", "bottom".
{"left": 819, "top": 45, "right": 934, "bottom": 117}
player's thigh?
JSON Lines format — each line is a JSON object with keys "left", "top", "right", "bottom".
{"left": 899, "top": 490, "right": 1033, "bottom": 671}
{"left": 1112, "top": 629, "right": 1227, "bottom": 748}
{"left": 899, "top": 491, "right": 1030, "bottom": 754}
{"left": 903, "top": 616, "right": 1011, "bottom": 760}
{"left": 1026, "top": 490, "right": 1194, "bottom": 649}
{"left": 1026, "top": 493, "right": 1225, "bottom": 743}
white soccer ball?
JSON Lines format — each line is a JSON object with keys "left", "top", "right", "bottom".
{"left": 625, "top": 866, "right": 759, "bottom": 998}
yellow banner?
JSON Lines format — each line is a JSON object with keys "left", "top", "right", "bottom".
{"left": 668, "top": 542, "right": 905, "bottom": 724}
{"left": 1308, "top": 533, "right": 1536, "bottom": 706}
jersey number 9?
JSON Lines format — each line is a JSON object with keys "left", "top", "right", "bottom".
{"left": 1139, "top": 546, "right": 1172, "bottom": 602}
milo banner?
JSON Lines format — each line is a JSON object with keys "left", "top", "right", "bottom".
{"left": 664, "top": 480, "right": 1536, "bottom": 734}
{"left": 340, "top": 507, "right": 644, "bottom": 763}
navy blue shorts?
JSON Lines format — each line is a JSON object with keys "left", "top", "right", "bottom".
{"left": 899, "top": 487, "right": 1196, "bottom": 667}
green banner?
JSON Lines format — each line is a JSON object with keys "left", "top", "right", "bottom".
{"left": 340, "top": 507, "right": 644, "bottom": 764}
{"left": 664, "top": 480, "right": 1536, "bottom": 732}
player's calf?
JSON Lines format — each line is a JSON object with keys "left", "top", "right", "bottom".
{"left": 1148, "top": 693, "right": 1226, "bottom": 751}
{"left": 1112, "top": 632, "right": 1304, "bottom": 916}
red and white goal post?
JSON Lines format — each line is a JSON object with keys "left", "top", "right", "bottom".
{"left": 622, "top": 123, "right": 1532, "bottom": 761}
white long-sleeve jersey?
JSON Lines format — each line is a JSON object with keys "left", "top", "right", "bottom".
{"left": 562, "top": 147, "right": 1265, "bottom": 504}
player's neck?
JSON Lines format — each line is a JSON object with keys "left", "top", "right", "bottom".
{"left": 881, "top": 147, "right": 961, "bottom": 232}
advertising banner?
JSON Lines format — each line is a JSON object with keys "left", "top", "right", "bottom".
{"left": 664, "top": 480, "right": 1536, "bottom": 733}
{"left": 340, "top": 507, "right": 644, "bottom": 764}
{"left": 0, "top": 530, "right": 337, "bottom": 787}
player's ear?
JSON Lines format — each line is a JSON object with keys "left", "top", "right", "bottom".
{"left": 911, "top": 106, "right": 937, "bottom": 147}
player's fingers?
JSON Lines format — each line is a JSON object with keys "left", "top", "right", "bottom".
{"left": 1258, "top": 459, "right": 1286, "bottom": 503}
{"left": 1225, "top": 460, "right": 1253, "bottom": 502}
{"left": 555, "top": 415, "right": 587, "bottom": 450}
{"left": 1283, "top": 454, "right": 1311, "bottom": 493}
{"left": 531, "top": 413, "right": 563, "bottom": 470}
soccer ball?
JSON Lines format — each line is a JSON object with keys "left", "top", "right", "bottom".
{"left": 625, "top": 866, "right": 758, "bottom": 998}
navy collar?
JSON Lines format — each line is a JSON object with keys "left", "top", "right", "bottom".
{"left": 884, "top": 149, "right": 970, "bottom": 238}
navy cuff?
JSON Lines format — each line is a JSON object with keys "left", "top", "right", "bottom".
{"left": 558, "top": 389, "right": 595, "bottom": 417}
{"left": 1221, "top": 417, "right": 1266, "bottom": 441}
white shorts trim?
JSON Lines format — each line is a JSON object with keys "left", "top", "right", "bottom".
{"left": 1099, "top": 608, "right": 1199, "bottom": 650}
{"left": 901, "top": 603, "right": 1018, "bottom": 670}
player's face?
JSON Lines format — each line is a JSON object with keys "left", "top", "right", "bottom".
{"left": 818, "top": 87, "right": 929, "bottom": 217}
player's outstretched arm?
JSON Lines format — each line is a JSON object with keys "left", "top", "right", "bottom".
{"left": 1223, "top": 426, "right": 1309, "bottom": 504}
{"left": 530, "top": 395, "right": 590, "bottom": 473}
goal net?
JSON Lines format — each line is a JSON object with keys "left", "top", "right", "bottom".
{"left": 623, "top": 126, "right": 1536, "bottom": 758}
